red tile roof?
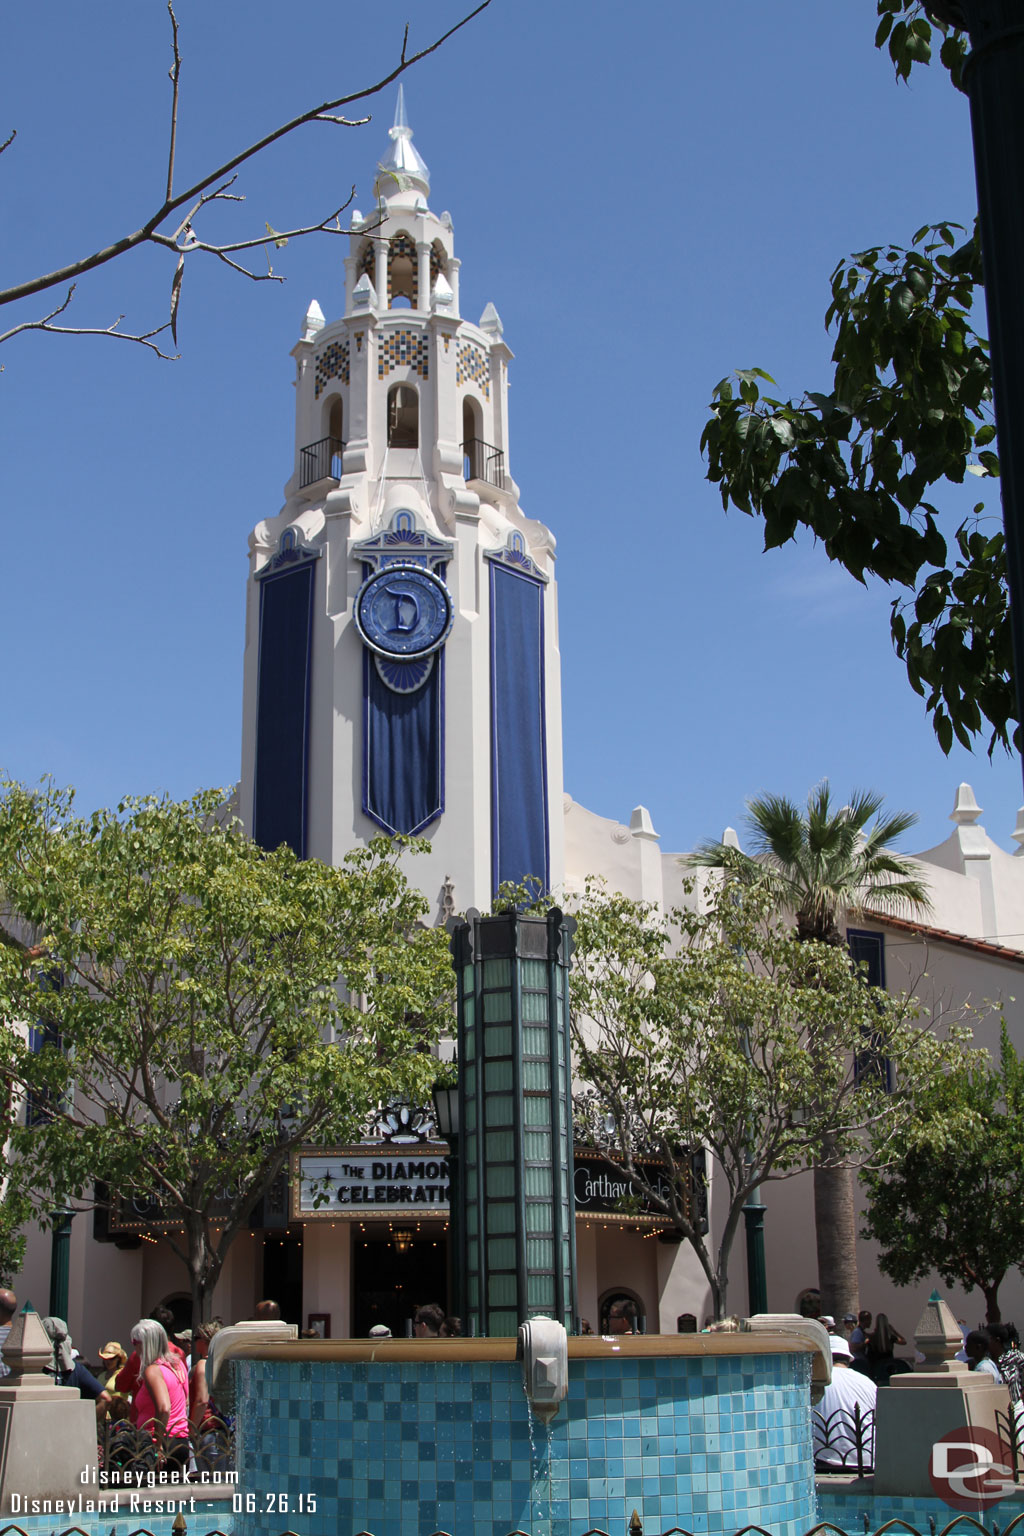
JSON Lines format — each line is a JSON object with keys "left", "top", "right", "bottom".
{"left": 864, "top": 910, "right": 1024, "bottom": 965}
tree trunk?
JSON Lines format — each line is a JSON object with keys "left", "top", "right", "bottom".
{"left": 813, "top": 1145, "right": 859, "bottom": 1320}
{"left": 983, "top": 1283, "right": 1002, "bottom": 1327}
{"left": 188, "top": 1226, "right": 221, "bottom": 1337}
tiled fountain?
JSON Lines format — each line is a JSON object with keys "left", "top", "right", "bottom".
{"left": 221, "top": 903, "right": 825, "bottom": 1536}
{"left": 0, "top": 907, "right": 827, "bottom": 1536}
{"left": 226, "top": 1329, "right": 822, "bottom": 1536}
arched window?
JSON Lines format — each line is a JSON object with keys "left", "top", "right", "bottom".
{"left": 327, "top": 397, "right": 344, "bottom": 477}
{"left": 388, "top": 383, "right": 418, "bottom": 449}
{"left": 462, "top": 396, "right": 483, "bottom": 480}
{"left": 388, "top": 232, "right": 417, "bottom": 308}
{"left": 430, "top": 239, "right": 449, "bottom": 287}
{"left": 599, "top": 1288, "right": 646, "bottom": 1335}
{"left": 357, "top": 240, "right": 376, "bottom": 287}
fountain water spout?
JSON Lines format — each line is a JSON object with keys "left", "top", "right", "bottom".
{"left": 518, "top": 1316, "right": 568, "bottom": 1425}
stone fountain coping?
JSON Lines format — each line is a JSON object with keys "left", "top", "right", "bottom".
{"left": 210, "top": 1328, "right": 829, "bottom": 1388}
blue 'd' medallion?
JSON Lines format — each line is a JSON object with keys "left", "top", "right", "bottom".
{"left": 354, "top": 563, "right": 454, "bottom": 660}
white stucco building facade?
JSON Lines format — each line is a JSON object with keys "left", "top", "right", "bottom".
{"left": 12, "top": 99, "right": 1024, "bottom": 1354}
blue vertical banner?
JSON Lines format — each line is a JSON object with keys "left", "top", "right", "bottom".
{"left": 252, "top": 531, "right": 320, "bottom": 857}
{"left": 352, "top": 545, "right": 454, "bottom": 837}
{"left": 363, "top": 650, "right": 444, "bottom": 835}
{"left": 490, "top": 558, "right": 549, "bottom": 895}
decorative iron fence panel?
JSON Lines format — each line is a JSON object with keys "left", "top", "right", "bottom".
{"left": 812, "top": 1402, "right": 876, "bottom": 1476}
{"left": 96, "top": 1415, "right": 235, "bottom": 1483}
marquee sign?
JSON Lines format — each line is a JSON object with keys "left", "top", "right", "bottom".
{"left": 292, "top": 1147, "right": 451, "bottom": 1220}
{"left": 573, "top": 1153, "right": 671, "bottom": 1218}
{"left": 571, "top": 1151, "right": 707, "bottom": 1230}
{"left": 103, "top": 1146, "right": 702, "bottom": 1233}
{"left": 292, "top": 1146, "right": 694, "bottom": 1228}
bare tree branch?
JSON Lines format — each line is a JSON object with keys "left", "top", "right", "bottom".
{"left": 0, "top": 285, "right": 178, "bottom": 359}
{"left": 0, "top": 1, "right": 492, "bottom": 313}
{"left": 171, "top": 198, "right": 356, "bottom": 259}
{"left": 0, "top": 129, "right": 15, "bottom": 157}
{"left": 165, "top": 1, "right": 182, "bottom": 203}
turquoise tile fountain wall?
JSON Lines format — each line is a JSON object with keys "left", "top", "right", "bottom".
{"left": 236, "top": 1348, "right": 815, "bottom": 1536}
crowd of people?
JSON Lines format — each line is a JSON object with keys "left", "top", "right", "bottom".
{"left": 364, "top": 1302, "right": 464, "bottom": 1339}
{"left": 809, "top": 1300, "right": 1024, "bottom": 1473}
{"left": 7, "top": 1277, "right": 1024, "bottom": 1485}
{"left": 0, "top": 1287, "right": 269, "bottom": 1478}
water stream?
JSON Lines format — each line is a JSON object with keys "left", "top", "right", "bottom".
{"left": 526, "top": 1400, "right": 553, "bottom": 1536}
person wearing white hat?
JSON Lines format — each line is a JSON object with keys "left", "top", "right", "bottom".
{"left": 813, "top": 1333, "right": 877, "bottom": 1471}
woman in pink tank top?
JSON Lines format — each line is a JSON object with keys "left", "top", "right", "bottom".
{"left": 129, "top": 1318, "right": 190, "bottom": 1473}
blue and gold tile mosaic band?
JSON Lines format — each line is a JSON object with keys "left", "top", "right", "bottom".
{"left": 314, "top": 339, "right": 350, "bottom": 398}
{"left": 378, "top": 328, "right": 430, "bottom": 380}
{"left": 456, "top": 339, "right": 490, "bottom": 398}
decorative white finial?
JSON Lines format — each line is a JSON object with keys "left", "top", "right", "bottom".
{"left": 393, "top": 83, "right": 409, "bottom": 133}
{"left": 722, "top": 827, "right": 741, "bottom": 850}
{"left": 1012, "top": 808, "right": 1024, "bottom": 851}
{"left": 352, "top": 272, "right": 376, "bottom": 311}
{"left": 479, "top": 302, "right": 503, "bottom": 337}
{"left": 302, "top": 299, "right": 325, "bottom": 341}
{"left": 950, "top": 783, "right": 982, "bottom": 825}
{"left": 629, "top": 806, "right": 659, "bottom": 840}
{"left": 432, "top": 273, "right": 454, "bottom": 310}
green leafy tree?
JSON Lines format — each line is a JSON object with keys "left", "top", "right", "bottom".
{"left": 0, "top": 782, "right": 453, "bottom": 1331}
{"left": 569, "top": 877, "right": 947, "bottom": 1321}
{"left": 0, "top": 1186, "right": 29, "bottom": 1288}
{"left": 861, "top": 1023, "right": 1024, "bottom": 1325}
{"left": 700, "top": 5, "right": 1013, "bottom": 758}
{"left": 874, "top": 2, "right": 968, "bottom": 88}
{"left": 692, "top": 783, "right": 931, "bottom": 1321}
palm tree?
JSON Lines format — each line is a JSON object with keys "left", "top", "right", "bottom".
{"left": 692, "top": 782, "right": 931, "bottom": 1321}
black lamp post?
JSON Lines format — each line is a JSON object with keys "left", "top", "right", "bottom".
{"left": 743, "top": 1187, "right": 767, "bottom": 1317}
{"left": 431, "top": 1080, "right": 462, "bottom": 1323}
{"left": 48, "top": 1207, "right": 75, "bottom": 1319}
{"left": 926, "top": 2, "right": 1024, "bottom": 775}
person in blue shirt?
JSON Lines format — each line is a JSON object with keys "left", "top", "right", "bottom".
{"left": 965, "top": 1328, "right": 1004, "bottom": 1382}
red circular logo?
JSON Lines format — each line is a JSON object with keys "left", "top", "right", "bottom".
{"left": 929, "top": 1426, "right": 1017, "bottom": 1510}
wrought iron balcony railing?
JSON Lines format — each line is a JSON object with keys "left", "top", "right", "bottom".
{"left": 299, "top": 435, "right": 345, "bottom": 488}
{"left": 462, "top": 436, "right": 506, "bottom": 490}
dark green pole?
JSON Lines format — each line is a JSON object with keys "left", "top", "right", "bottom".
{"left": 450, "top": 908, "right": 577, "bottom": 1337}
{"left": 927, "top": 2, "right": 1024, "bottom": 776}
{"left": 743, "top": 1191, "right": 767, "bottom": 1316}
{"left": 48, "top": 1208, "right": 74, "bottom": 1319}
{"left": 447, "top": 1136, "right": 462, "bottom": 1324}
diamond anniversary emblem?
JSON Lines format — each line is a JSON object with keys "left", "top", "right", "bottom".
{"left": 354, "top": 563, "right": 454, "bottom": 660}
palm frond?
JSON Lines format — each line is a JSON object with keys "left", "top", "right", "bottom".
{"left": 706, "top": 782, "right": 929, "bottom": 939}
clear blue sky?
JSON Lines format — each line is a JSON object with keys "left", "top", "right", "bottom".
{"left": 2, "top": 2, "right": 1019, "bottom": 860}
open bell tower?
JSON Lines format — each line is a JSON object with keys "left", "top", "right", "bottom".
{"left": 240, "top": 89, "right": 564, "bottom": 915}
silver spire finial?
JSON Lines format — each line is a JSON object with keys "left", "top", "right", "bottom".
{"left": 376, "top": 86, "right": 430, "bottom": 198}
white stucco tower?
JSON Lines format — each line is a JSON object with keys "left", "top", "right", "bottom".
{"left": 240, "top": 91, "right": 564, "bottom": 915}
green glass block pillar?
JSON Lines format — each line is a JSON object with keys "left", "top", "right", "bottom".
{"left": 449, "top": 908, "right": 578, "bottom": 1337}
